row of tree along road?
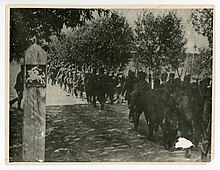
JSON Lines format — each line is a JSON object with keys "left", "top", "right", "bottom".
{"left": 10, "top": 8, "right": 213, "bottom": 79}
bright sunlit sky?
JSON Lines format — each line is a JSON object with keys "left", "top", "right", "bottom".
{"left": 116, "top": 9, "right": 209, "bottom": 53}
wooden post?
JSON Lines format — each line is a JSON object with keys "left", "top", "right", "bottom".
{"left": 22, "top": 43, "right": 47, "bottom": 162}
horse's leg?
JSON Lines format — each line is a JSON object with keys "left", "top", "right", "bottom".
{"left": 134, "top": 107, "right": 142, "bottom": 131}
{"left": 144, "top": 110, "right": 153, "bottom": 137}
{"left": 86, "top": 90, "right": 91, "bottom": 104}
{"left": 129, "top": 104, "right": 134, "bottom": 120}
{"left": 92, "top": 95, "right": 97, "bottom": 108}
{"left": 74, "top": 88, "right": 78, "bottom": 97}
{"left": 97, "top": 93, "right": 105, "bottom": 110}
{"left": 148, "top": 120, "right": 154, "bottom": 138}
{"left": 159, "top": 121, "right": 170, "bottom": 149}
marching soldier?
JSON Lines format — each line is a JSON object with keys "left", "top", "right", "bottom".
{"left": 130, "top": 71, "right": 150, "bottom": 122}
{"left": 153, "top": 77, "right": 160, "bottom": 89}
{"left": 96, "top": 68, "right": 108, "bottom": 110}
{"left": 116, "top": 72, "right": 125, "bottom": 103}
{"left": 182, "top": 74, "right": 192, "bottom": 97}
{"left": 123, "top": 71, "right": 138, "bottom": 118}
{"left": 89, "top": 68, "right": 99, "bottom": 107}
{"left": 14, "top": 65, "right": 24, "bottom": 110}
{"left": 167, "top": 72, "right": 175, "bottom": 93}
{"left": 107, "top": 72, "right": 118, "bottom": 104}
{"left": 159, "top": 72, "right": 168, "bottom": 89}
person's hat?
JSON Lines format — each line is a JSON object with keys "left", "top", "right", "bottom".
{"left": 169, "top": 72, "right": 175, "bottom": 79}
{"left": 184, "top": 74, "right": 191, "bottom": 82}
{"left": 161, "top": 72, "right": 168, "bottom": 78}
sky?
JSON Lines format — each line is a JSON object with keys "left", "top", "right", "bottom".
{"left": 116, "top": 9, "right": 209, "bottom": 53}
{"left": 63, "top": 8, "right": 210, "bottom": 53}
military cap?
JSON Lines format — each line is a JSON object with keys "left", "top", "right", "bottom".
{"left": 161, "top": 72, "right": 168, "bottom": 81}
{"left": 169, "top": 72, "right": 175, "bottom": 79}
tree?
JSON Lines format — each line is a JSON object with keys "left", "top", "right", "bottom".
{"left": 87, "top": 12, "right": 134, "bottom": 70}
{"left": 134, "top": 10, "right": 187, "bottom": 76}
{"left": 159, "top": 10, "right": 187, "bottom": 75}
{"left": 191, "top": 8, "right": 213, "bottom": 49}
{"left": 51, "top": 12, "right": 134, "bottom": 71}
{"left": 191, "top": 48, "right": 212, "bottom": 79}
{"left": 10, "top": 8, "right": 108, "bottom": 62}
{"left": 134, "top": 11, "right": 160, "bottom": 73}
{"left": 191, "top": 8, "right": 213, "bottom": 77}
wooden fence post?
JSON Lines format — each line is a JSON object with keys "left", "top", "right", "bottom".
{"left": 22, "top": 43, "right": 47, "bottom": 162}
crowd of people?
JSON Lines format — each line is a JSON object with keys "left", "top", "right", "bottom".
{"left": 47, "top": 60, "right": 126, "bottom": 110}
{"left": 47, "top": 59, "right": 212, "bottom": 158}
{"left": 12, "top": 59, "right": 212, "bottom": 158}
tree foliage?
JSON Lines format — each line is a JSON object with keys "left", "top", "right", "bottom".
{"left": 134, "top": 10, "right": 187, "bottom": 74}
{"left": 191, "top": 8, "right": 213, "bottom": 49}
{"left": 10, "top": 8, "right": 108, "bottom": 62}
{"left": 48, "top": 12, "right": 134, "bottom": 71}
{"left": 191, "top": 48, "right": 212, "bottom": 78}
{"left": 191, "top": 8, "right": 213, "bottom": 77}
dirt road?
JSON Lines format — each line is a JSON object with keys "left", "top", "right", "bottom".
{"left": 44, "top": 84, "right": 201, "bottom": 162}
{"left": 9, "top": 63, "right": 202, "bottom": 162}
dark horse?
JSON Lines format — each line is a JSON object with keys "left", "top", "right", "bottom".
{"left": 132, "top": 79, "right": 207, "bottom": 150}
{"left": 132, "top": 86, "right": 178, "bottom": 149}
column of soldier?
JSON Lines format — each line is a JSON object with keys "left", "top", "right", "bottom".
{"left": 47, "top": 60, "right": 127, "bottom": 109}
{"left": 123, "top": 70, "right": 212, "bottom": 152}
{"left": 47, "top": 59, "right": 211, "bottom": 116}
{"left": 47, "top": 59, "right": 212, "bottom": 151}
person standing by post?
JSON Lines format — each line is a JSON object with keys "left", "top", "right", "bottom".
{"left": 14, "top": 64, "right": 24, "bottom": 110}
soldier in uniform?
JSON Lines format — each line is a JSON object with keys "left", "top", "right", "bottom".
{"left": 182, "top": 74, "right": 192, "bottom": 97}
{"left": 96, "top": 68, "right": 108, "bottom": 110}
{"left": 84, "top": 71, "right": 92, "bottom": 103}
{"left": 159, "top": 72, "right": 168, "bottom": 89}
{"left": 14, "top": 65, "right": 24, "bottom": 110}
{"left": 107, "top": 72, "right": 118, "bottom": 104}
{"left": 116, "top": 72, "right": 125, "bottom": 103}
{"left": 63, "top": 69, "right": 69, "bottom": 92}
{"left": 199, "top": 76, "right": 212, "bottom": 148}
{"left": 123, "top": 70, "right": 138, "bottom": 120}
{"left": 130, "top": 72, "right": 150, "bottom": 123}
{"left": 73, "top": 71, "right": 79, "bottom": 97}
{"left": 77, "top": 70, "right": 84, "bottom": 99}
{"left": 49, "top": 64, "right": 57, "bottom": 86}
{"left": 153, "top": 77, "right": 160, "bottom": 89}
{"left": 56, "top": 65, "right": 65, "bottom": 89}
{"left": 89, "top": 68, "right": 99, "bottom": 107}
{"left": 148, "top": 73, "right": 152, "bottom": 88}
{"left": 167, "top": 72, "right": 175, "bottom": 93}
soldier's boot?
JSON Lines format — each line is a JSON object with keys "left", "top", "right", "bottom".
{"left": 108, "top": 93, "right": 114, "bottom": 105}
{"left": 74, "top": 89, "right": 78, "bottom": 98}
{"left": 92, "top": 97, "right": 97, "bottom": 108}
{"left": 185, "top": 148, "right": 192, "bottom": 158}
{"left": 86, "top": 94, "right": 91, "bottom": 104}
{"left": 135, "top": 111, "right": 142, "bottom": 130}
{"left": 80, "top": 91, "right": 83, "bottom": 99}
{"left": 148, "top": 122, "right": 154, "bottom": 138}
{"left": 129, "top": 112, "right": 134, "bottom": 123}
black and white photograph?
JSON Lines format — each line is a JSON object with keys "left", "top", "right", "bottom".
{"left": 7, "top": 6, "right": 214, "bottom": 163}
